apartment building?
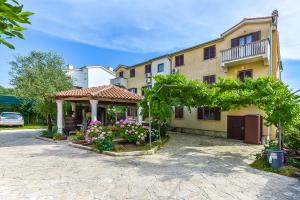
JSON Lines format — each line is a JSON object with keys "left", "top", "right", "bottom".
{"left": 111, "top": 10, "right": 281, "bottom": 143}
{"left": 66, "top": 64, "right": 115, "bottom": 88}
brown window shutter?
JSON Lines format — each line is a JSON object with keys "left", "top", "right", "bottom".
{"left": 175, "top": 107, "right": 183, "bottom": 118}
{"left": 231, "top": 38, "right": 239, "bottom": 47}
{"left": 214, "top": 107, "right": 221, "bottom": 120}
{"left": 181, "top": 55, "right": 184, "bottom": 65}
{"left": 130, "top": 69, "right": 135, "bottom": 77}
{"left": 245, "top": 69, "right": 253, "bottom": 78}
{"left": 197, "top": 107, "right": 203, "bottom": 119}
{"left": 238, "top": 71, "right": 244, "bottom": 81}
{"left": 175, "top": 56, "right": 179, "bottom": 66}
{"left": 145, "top": 64, "right": 151, "bottom": 73}
{"left": 204, "top": 47, "right": 209, "bottom": 60}
{"left": 119, "top": 71, "right": 124, "bottom": 77}
{"left": 210, "top": 45, "right": 216, "bottom": 58}
{"left": 252, "top": 31, "right": 261, "bottom": 42}
{"left": 211, "top": 75, "right": 216, "bottom": 83}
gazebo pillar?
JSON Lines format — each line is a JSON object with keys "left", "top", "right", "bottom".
{"left": 90, "top": 100, "right": 98, "bottom": 121}
{"left": 71, "top": 102, "right": 76, "bottom": 118}
{"left": 137, "top": 106, "right": 143, "bottom": 123}
{"left": 56, "top": 100, "right": 64, "bottom": 134}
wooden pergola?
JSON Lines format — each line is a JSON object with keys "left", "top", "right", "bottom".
{"left": 55, "top": 85, "right": 143, "bottom": 134}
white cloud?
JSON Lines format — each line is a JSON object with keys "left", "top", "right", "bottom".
{"left": 23, "top": 0, "right": 300, "bottom": 59}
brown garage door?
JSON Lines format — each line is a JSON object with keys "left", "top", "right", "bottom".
{"left": 227, "top": 116, "right": 245, "bottom": 140}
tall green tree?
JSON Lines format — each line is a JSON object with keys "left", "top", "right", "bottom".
{"left": 0, "top": 85, "right": 15, "bottom": 95}
{"left": 9, "top": 51, "right": 73, "bottom": 131}
{"left": 0, "top": 0, "right": 33, "bottom": 49}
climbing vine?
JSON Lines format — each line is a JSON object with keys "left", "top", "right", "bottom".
{"left": 140, "top": 74, "right": 300, "bottom": 136}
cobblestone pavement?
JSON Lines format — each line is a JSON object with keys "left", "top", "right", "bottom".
{"left": 0, "top": 130, "right": 299, "bottom": 200}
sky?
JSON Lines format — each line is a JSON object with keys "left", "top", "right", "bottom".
{"left": 0, "top": 0, "right": 299, "bottom": 90}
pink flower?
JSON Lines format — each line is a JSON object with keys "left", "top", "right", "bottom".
{"left": 116, "top": 121, "right": 120, "bottom": 125}
{"left": 120, "top": 125, "right": 124, "bottom": 128}
{"left": 136, "top": 141, "right": 140, "bottom": 145}
{"left": 85, "top": 138, "right": 91, "bottom": 144}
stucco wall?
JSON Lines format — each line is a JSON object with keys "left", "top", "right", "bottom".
{"left": 87, "top": 67, "right": 115, "bottom": 87}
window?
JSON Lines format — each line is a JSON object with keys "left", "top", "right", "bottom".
{"left": 141, "top": 85, "right": 152, "bottom": 96}
{"left": 175, "top": 107, "right": 184, "bottom": 119}
{"left": 231, "top": 31, "right": 261, "bottom": 47}
{"left": 157, "top": 63, "right": 164, "bottom": 73}
{"left": 128, "top": 88, "right": 137, "bottom": 94}
{"left": 238, "top": 69, "right": 253, "bottom": 81}
{"left": 203, "top": 75, "right": 216, "bottom": 84}
{"left": 119, "top": 71, "right": 124, "bottom": 78}
{"left": 175, "top": 54, "right": 184, "bottom": 67}
{"left": 204, "top": 45, "right": 216, "bottom": 60}
{"left": 130, "top": 69, "right": 135, "bottom": 77}
{"left": 145, "top": 64, "right": 151, "bottom": 73}
{"left": 198, "top": 107, "right": 220, "bottom": 120}
{"left": 127, "top": 107, "right": 137, "bottom": 117}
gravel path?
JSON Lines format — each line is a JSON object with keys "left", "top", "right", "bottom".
{"left": 0, "top": 130, "right": 299, "bottom": 200}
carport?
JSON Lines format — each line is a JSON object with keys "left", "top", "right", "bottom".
{"left": 55, "top": 85, "right": 143, "bottom": 134}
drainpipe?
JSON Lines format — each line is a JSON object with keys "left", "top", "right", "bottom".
{"left": 167, "top": 54, "right": 172, "bottom": 74}
{"left": 267, "top": 23, "right": 273, "bottom": 142}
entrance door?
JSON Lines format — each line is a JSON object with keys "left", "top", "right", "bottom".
{"left": 227, "top": 116, "right": 245, "bottom": 140}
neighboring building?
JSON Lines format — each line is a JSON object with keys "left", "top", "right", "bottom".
{"left": 111, "top": 10, "right": 281, "bottom": 143}
{"left": 66, "top": 64, "right": 115, "bottom": 88}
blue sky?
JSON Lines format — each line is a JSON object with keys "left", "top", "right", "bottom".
{"left": 0, "top": 0, "right": 299, "bottom": 90}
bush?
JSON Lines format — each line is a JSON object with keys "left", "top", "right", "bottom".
{"left": 53, "top": 132, "right": 62, "bottom": 140}
{"left": 85, "top": 120, "right": 115, "bottom": 151}
{"left": 40, "top": 127, "right": 58, "bottom": 138}
{"left": 75, "top": 130, "right": 85, "bottom": 140}
{"left": 151, "top": 119, "right": 168, "bottom": 138}
{"left": 116, "top": 119, "right": 148, "bottom": 145}
{"left": 284, "top": 131, "right": 300, "bottom": 149}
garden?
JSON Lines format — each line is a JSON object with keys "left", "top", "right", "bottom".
{"left": 69, "top": 118, "right": 169, "bottom": 154}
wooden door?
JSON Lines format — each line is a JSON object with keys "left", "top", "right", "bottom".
{"left": 227, "top": 116, "right": 245, "bottom": 140}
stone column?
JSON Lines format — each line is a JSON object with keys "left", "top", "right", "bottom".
{"left": 71, "top": 102, "right": 76, "bottom": 118}
{"left": 90, "top": 100, "right": 98, "bottom": 122}
{"left": 56, "top": 100, "right": 64, "bottom": 134}
{"left": 137, "top": 106, "right": 143, "bottom": 123}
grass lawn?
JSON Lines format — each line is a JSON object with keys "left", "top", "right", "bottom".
{"left": 113, "top": 136, "right": 169, "bottom": 152}
{"left": 250, "top": 154, "right": 300, "bottom": 178}
{"left": 0, "top": 124, "right": 47, "bottom": 131}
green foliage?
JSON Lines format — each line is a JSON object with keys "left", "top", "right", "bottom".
{"left": 75, "top": 130, "right": 85, "bottom": 140}
{"left": 0, "top": 86, "right": 15, "bottom": 95}
{"left": 9, "top": 51, "right": 73, "bottom": 130}
{"left": 286, "top": 156, "right": 300, "bottom": 168}
{"left": 264, "top": 140, "right": 278, "bottom": 151}
{"left": 41, "top": 127, "right": 57, "bottom": 138}
{"left": 141, "top": 74, "right": 300, "bottom": 149}
{"left": 52, "top": 132, "right": 62, "bottom": 140}
{"left": 0, "top": 0, "right": 34, "bottom": 49}
{"left": 95, "top": 137, "right": 114, "bottom": 152}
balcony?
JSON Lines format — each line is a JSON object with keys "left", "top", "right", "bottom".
{"left": 221, "top": 39, "right": 270, "bottom": 68}
{"left": 110, "top": 77, "right": 128, "bottom": 88}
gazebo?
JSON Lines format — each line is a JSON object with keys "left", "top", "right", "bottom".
{"left": 55, "top": 85, "right": 143, "bottom": 134}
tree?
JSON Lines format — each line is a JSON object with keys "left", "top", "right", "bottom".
{"left": 0, "top": 0, "right": 33, "bottom": 49}
{"left": 0, "top": 85, "right": 15, "bottom": 95}
{"left": 9, "top": 51, "right": 73, "bottom": 131}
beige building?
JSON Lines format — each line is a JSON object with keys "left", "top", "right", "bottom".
{"left": 111, "top": 10, "right": 282, "bottom": 144}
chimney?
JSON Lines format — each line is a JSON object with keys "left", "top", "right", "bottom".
{"left": 66, "top": 64, "right": 74, "bottom": 70}
{"left": 272, "top": 10, "right": 279, "bottom": 26}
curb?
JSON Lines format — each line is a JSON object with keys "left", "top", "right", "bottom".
{"left": 68, "top": 142, "right": 160, "bottom": 156}
{"left": 35, "top": 136, "right": 58, "bottom": 143}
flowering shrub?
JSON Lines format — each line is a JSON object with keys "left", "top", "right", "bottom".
{"left": 116, "top": 119, "right": 149, "bottom": 145}
{"left": 151, "top": 119, "right": 169, "bottom": 139}
{"left": 85, "top": 120, "right": 115, "bottom": 151}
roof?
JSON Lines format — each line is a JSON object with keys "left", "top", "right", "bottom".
{"left": 221, "top": 16, "right": 272, "bottom": 37}
{"left": 55, "top": 85, "right": 143, "bottom": 102}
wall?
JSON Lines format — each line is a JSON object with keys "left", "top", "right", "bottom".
{"left": 151, "top": 57, "right": 171, "bottom": 85}
{"left": 87, "top": 67, "right": 115, "bottom": 87}
{"left": 66, "top": 69, "right": 87, "bottom": 88}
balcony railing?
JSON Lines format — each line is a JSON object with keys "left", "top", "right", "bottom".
{"left": 110, "top": 77, "right": 128, "bottom": 88}
{"left": 221, "top": 39, "right": 269, "bottom": 65}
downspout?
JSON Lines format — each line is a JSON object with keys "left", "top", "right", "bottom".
{"left": 267, "top": 23, "right": 273, "bottom": 142}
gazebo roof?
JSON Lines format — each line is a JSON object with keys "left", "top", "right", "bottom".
{"left": 55, "top": 85, "right": 143, "bottom": 103}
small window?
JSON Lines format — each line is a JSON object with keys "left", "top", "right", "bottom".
{"left": 130, "top": 69, "right": 135, "bottom": 77}
{"left": 145, "top": 64, "right": 151, "bottom": 73}
{"left": 175, "top": 107, "right": 184, "bottom": 119}
{"left": 175, "top": 54, "right": 184, "bottom": 67}
{"left": 128, "top": 88, "right": 137, "bottom": 94}
{"left": 204, "top": 45, "right": 216, "bottom": 60}
{"left": 197, "top": 107, "right": 220, "bottom": 120}
{"left": 203, "top": 75, "right": 216, "bottom": 84}
{"left": 157, "top": 63, "right": 164, "bottom": 73}
{"left": 119, "top": 71, "right": 124, "bottom": 78}
{"left": 238, "top": 69, "right": 253, "bottom": 81}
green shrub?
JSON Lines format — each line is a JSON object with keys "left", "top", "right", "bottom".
{"left": 284, "top": 131, "right": 300, "bottom": 149}
{"left": 286, "top": 156, "right": 300, "bottom": 168}
{"left": 75, "top": 130, "right": 85, "bottom": 140}
{"left": 251, "top": 153, "right": 271, "bottom": 171}
{"left": 95, "top": 138, "right": 114, "bottom": 152}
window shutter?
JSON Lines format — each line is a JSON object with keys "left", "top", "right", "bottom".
{"left": 145, "top": 64, "right": 151, "bottom": 73}
{"left": 180, "top": 55, "right": 184, "bottom": 65}
{"left": 231, "top": 38, "right": 239, "bottom": 47}
{"left": 210, "top": 46, "right": 216, "bottom": 58}
{"left": 197, "top": 107, "right": 203, "bottom": 119}
{"left": 175, "top": 56, "right": 179, "bottom": 66}
{"left": 252, "top": 31, "right": 261, "bottom": 42}
{"left": 238, "top": 71, "right": 244, "bottom": 81}
{"left": 204, "top": 47, "right": 209, "bottom": 60}
{"left": 119, "top": 71, "right": 124, "bottom": 77}
{"left": 214, "top": 107, "right": 221, "bottom": 120}
{"left": 210, "top": 75, "right": 216, "bottom": 83}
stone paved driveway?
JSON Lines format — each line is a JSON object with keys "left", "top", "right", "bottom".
{"left": 0, "top": 130, "right": 299, "bottom": 200}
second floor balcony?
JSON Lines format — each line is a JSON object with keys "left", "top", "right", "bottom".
{"left": 110, "top": 77, "right": 128, "bottom": 88}
{"left": 221, "top": 39, "right": 270, "bottom": 68}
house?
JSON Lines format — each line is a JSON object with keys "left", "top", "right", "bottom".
{"left": 65, "top": 64, "right": 115, "bottom": 88}
{"left": 110, "top": 10, "right": 281, "bottom": 144}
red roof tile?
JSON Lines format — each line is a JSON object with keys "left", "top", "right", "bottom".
{"left": 55, "top": 85, "right": 143, "bottom": 102}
